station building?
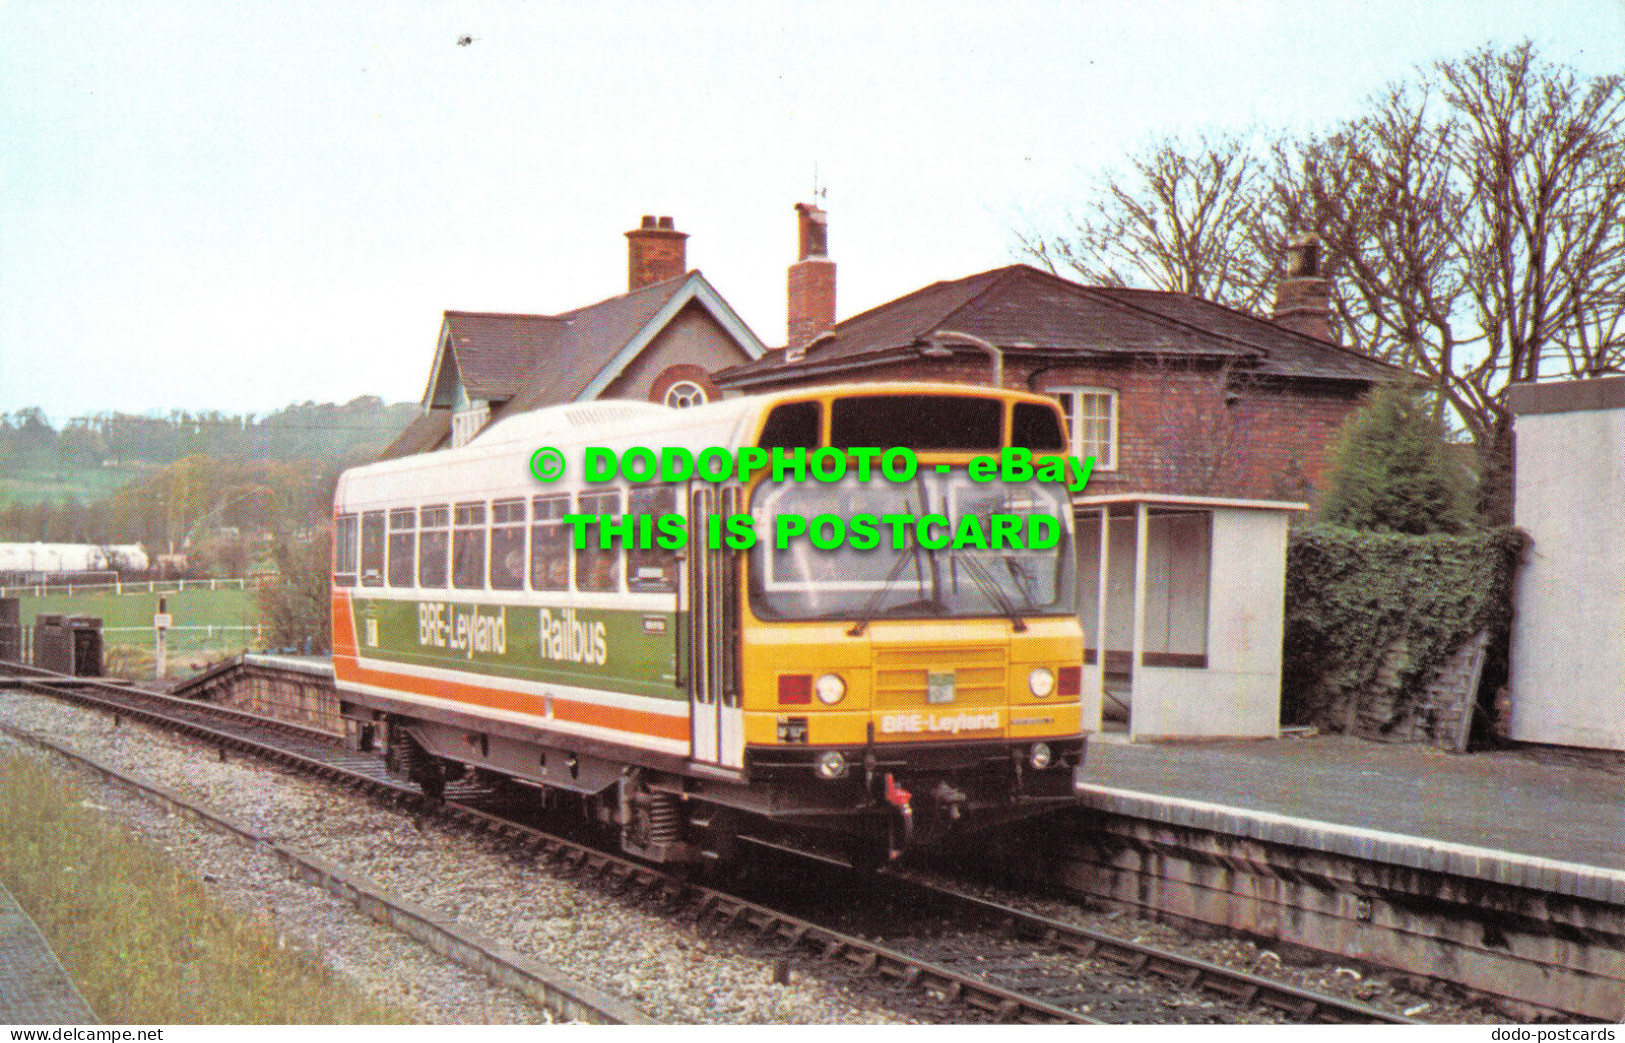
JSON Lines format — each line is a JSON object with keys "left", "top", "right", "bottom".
{"left": 379, "top": 216, "right": 767, "bottom": 461}
{"left": 717, "top": 208, "right": 1396, "bottom": 740}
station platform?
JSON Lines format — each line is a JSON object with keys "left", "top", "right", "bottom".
{"left": 1077, "top": 732, "right": 1625, "bottom": 904}
{"left": 0, "top": 879, "right": 95, "bottom": 1024}
{"left": 194, "top": 655, "right": 1625, "bottom": 903}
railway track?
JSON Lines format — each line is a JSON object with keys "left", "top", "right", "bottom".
{"left": 0, "top": 660, "right": 1419, "bottom": 1025}
{"left": 753, "top": 862, "right": 1420, "bottom": 1024}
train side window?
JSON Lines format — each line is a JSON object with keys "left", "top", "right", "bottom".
{"left": 530, "top": 494, "right": 570, "bottom": 591}
{"left": 576, "top": 489, "right": 621, "bottom": 593}
{"left": 490, "top": 499, "right": 526, "bottom": 590}
{"left": 418, "top": 505, "right": 450, "bottom": 588}
{"left": 453, "top": 502, "right": 487, "bottom": 590}
{"left": 627, "top": 487, "right": 677, "bottom": 593}
{"left": 334, "top": 513, "right": 359, "bottom": 587}
{"left": 359, "top": 511, "right": 386, "bottom": 586}
{"left": 387, "top": 508, "right": 416, "bottom": 587}
{"left": 757, "top": 401, "right": 821, "bottom": 450}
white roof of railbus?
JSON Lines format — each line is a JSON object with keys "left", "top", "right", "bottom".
{"left": 336, "top": 382, "right": 1064, "bottom": 503}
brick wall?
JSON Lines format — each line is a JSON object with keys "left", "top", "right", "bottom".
{"left": 787, "top": 261, "right": 836, "bottom": 352}
{"left": 736, "top": 355, "right": 1364, "bottom": 502}
{"left": 625, "top": 217, "right": 688, "bottom": 290}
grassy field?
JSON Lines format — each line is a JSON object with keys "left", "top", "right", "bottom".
{"left": 0, "top": 748, "right": 407, "bottom": 1023}
{"left": 0, "top": 464, "right": 146, "bottom": 506}
{"left": 13, "top": 586, "right": 265, "bottom": 654}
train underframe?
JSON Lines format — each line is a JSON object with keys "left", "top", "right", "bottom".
{"left": 338, "top": 688, "right": 1087, "bottom": 867}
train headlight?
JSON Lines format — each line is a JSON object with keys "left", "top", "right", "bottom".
{"left": 816, "top": 750, "right": 848, "bottom": 780}
{"left": 1030, "top": 743, "right": 1053, "bottom": 770}
{"left": 814, "top": 673, "right": 847, "bottom": 705}
{"left": 1028, "top": 667, "right": 1055, "bottom": 698}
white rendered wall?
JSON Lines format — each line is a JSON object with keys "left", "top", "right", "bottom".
{"left": 1131, "top": 508, "right": 1287, "bottom": 739}
{"left": 1078, "top": 662, "right": 1104, "bottom": 733}
{"left": 1510, "top": 409, "right": 1625, "bottom": 751}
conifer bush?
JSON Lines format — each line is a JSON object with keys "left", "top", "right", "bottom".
{"left": 1316, "top": 384, "right": 1475, "bottom": 534}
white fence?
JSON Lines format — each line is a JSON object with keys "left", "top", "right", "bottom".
{"left": 0, "top": 576, "right": 274, "bottom": 599}
{"left": 101, "top": 624, "right": 263, "bottom": 642}
{"left": 8, "top": 622, "right": 266, "bottom": 662}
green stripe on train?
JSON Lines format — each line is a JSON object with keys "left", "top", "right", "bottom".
{"left": 349, "top": 596, "right": 683, "bottom": 701}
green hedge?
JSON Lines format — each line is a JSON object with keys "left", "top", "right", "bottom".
{"left": 1282, "top": 524, "right": 1527, "bottom": 731}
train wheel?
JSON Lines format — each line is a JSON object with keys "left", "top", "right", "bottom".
{"left": 416, "top": 765, "right": 446, "bottom": 801}
{"left": 394, "top": 732, "right": 445, "bottom": 801}
{"left": 687, "top": 804, "right": 733, "bottom": 855}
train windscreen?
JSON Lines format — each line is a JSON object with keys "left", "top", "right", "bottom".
{"left": 748, "top": 472, "right": 1074, "bottom": 623}
{"left": 830, "top": 396, "right": 1002, "bottom": 451}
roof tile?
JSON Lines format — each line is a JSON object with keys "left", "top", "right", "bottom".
{"left": 718, "top": 264, "right": 1395, "bottom": 386}
{"left": 375, "top": 409, "right": 452, "bottom": 461}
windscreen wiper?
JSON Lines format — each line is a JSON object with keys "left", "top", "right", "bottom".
{"left": 952, "top": 551, "right": 1028, "bottom": 633}
{"left": 996, "top": 552, "right": 1041, "bottom": 609}
{"left": 847, "top": 543, "right": 929, "bottom": 637}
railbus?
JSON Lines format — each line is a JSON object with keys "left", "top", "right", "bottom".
{"left": 330, "top": 383, "right": 1089, "bottom": 864}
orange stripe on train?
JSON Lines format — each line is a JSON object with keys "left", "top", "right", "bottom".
{"left": 333, "top": 595, "right": 688, "bottom": 742}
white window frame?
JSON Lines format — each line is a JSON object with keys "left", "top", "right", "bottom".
{"left": 664, "top": 380, "right": 708, "bottom": 409}
{"left": 451, "top": 401, "right": 490, "bottom": 448}
{"left": 1053, "top": 387, "right": 1118, "bottom": 471}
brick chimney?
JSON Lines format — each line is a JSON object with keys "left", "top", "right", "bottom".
{"left": 1271, "top": 234, "right": 1333, "bottom": 341}
{"left": 625, "top": 215, "right": 688, "bottom": 291}
{"left": 786, "top": 202, "right": 835, "bottom": 355}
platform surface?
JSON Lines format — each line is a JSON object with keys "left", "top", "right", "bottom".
{"left": 239, "top": 652, "right": 334, "bottom": 677}
{"left": 1081, "top": 733, "right": 1625, "bottom": 874}
{"left": 0, "top": 879, "right": 96, "bottom": 1024}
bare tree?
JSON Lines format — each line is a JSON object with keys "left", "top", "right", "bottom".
{"left": 1445, "top": 44, "right": 1625, "bottom": 387}
{"left": 1021, "top": 43, "right": 1625, "bottom": 521}
{"left": 1019, "top": 134, "right": 1276, "bottom": 314}
{"left": 1275, "top": 84, "right": 1477, "bottom": 425}
{"left": 1284, "top": 43, "right": 1625, "bottom": 519}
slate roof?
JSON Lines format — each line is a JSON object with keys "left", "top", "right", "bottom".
{"left": 376, "top": 409, "right": 452, "bottom": 462}
{"left": 439, "top": 312, "right": 570, "bottom": 401}
{"left": 431, "top": 274, "right": 691, "bottom": 408}
{"left": 384, "top": 269, "right": 764, "bottom": 460}
{"left": 1089, "top": 286, "right": 1394, "bottom": 383}
{"left": 716, "top": 264, "right": 1395, "bottom": 388}
{"left": 499, "top": 275, "right": 695, "bottom": 416}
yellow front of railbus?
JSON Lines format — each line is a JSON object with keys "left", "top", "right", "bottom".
{"left": 735, "top": 448, "right": 1088, "bottom": 851}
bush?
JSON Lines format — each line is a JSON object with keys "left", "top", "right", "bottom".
{"left": 1283, "top": 524, "right": 1525, "bottom": 733}
{"left": 1317, "top": 384, "right": 1475, "bottom": 534}
{"left": 256, "top": 529, "right": 330, "bottom": 653}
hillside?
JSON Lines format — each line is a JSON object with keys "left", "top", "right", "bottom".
{"left": 0, "top": 397, "right": 416, "bottom": 508}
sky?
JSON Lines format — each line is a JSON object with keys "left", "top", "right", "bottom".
{"left": 2, "top": 1, "right": 1623, "bottom": 423}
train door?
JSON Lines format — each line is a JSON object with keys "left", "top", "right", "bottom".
{"left": 717, "top": 487, "right": 743, "bottom": 767}
{"left": 685, "top": 486, "right": 743, "bottom": 768}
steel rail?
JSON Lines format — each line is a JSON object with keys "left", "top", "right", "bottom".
{"left": 0, "top": 661, "right": 1416, "bottom": 1025}
{"left": 0, "top": 659, "right": 341, "bottom": 747}
{"left": 0, "top": 716, "right": 652, "bottom": 1026}
{"left": 427, "top": 800, "right": 1102, "bottom": 1025}
{"left": 879, "top": 875, "right": 1420, "bottom": 1024}
{"left": 0, "top": 664, "right": 1097, "bottom": 1024}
